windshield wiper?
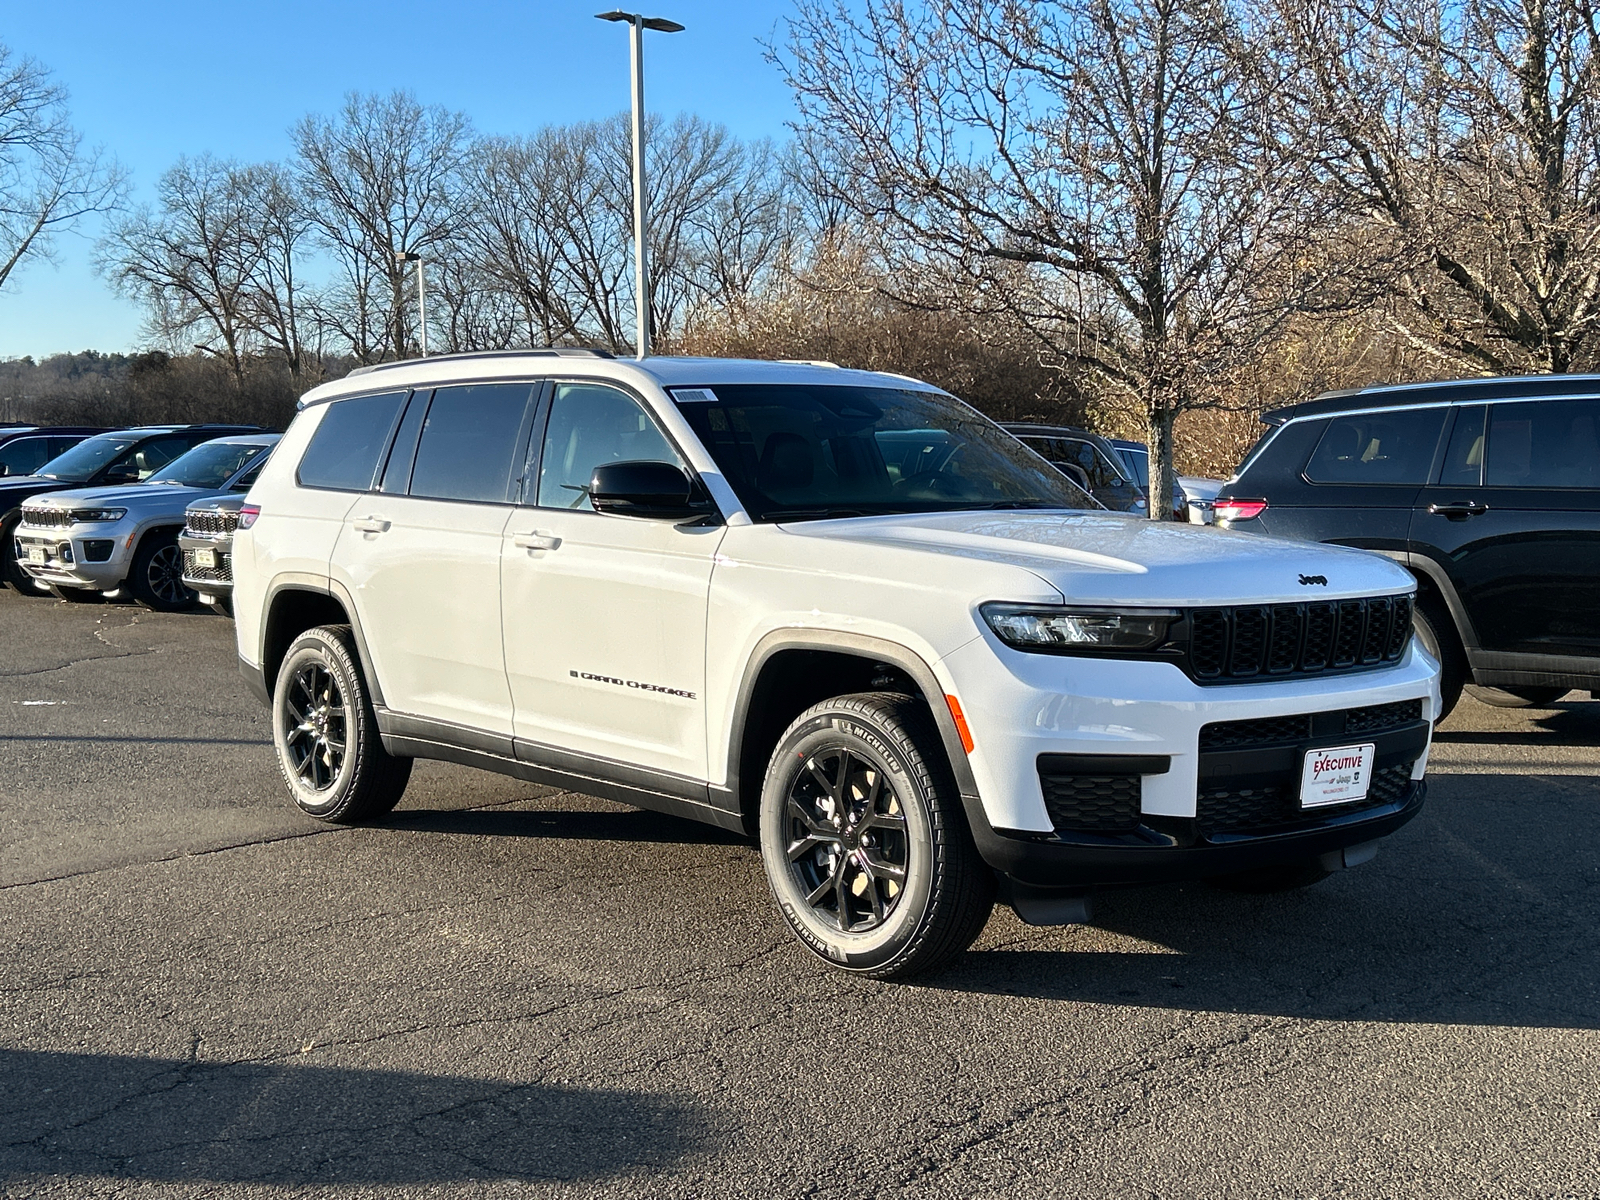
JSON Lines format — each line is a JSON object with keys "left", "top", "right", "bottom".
{"left": 766, "top": 507, "right": 869, "bottom": 522}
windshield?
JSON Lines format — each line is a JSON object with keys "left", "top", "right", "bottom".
{"left": 673, "top": 384, "right": 1097, "bottom": 521}
{"left": 36, "top": 435, "right": 139, "bottom": 483}
{"left": 149, "top": 442, "right": 265, "bottom": 489}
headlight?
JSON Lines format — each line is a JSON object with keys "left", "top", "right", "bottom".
{"left": 981, "top": 603, "right": 1178, "bottom": 652}
{"left": 71, "top": 508, "right": 127, "bottom": 523}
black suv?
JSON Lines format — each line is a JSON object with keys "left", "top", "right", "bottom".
{"left": 0, "top": 427, "right": 108, "bottom": 480}
{"left": 1214, "top": 376, "right": 1600, "bottom": 716}
{"left": 0, "top": 424, "right": 263, "bottom": 593}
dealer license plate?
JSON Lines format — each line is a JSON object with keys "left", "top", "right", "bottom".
{"left": 193, "top": 548, "right": 216, "bottom": 569}
{"left": 1300, "top": 743, "right": 1376, "bottom": 808}
{"left": 27, "top": 546, "right": 46, "bottom": 565}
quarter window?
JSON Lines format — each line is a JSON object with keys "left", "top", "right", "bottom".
{"left": 535, "top": 383, "right": 682, "bottom": 509}
{"left": 1304, "top": 408, "right": 1446, "bottom": 485}
{"left": 408, "top": 383, "right": 536, "bottom": 504}
{"left": 1485, "top": 399, "right": 1600, "bottom": 489}
{"left": 297, "top": 391, "right": 408, "bottom": 492}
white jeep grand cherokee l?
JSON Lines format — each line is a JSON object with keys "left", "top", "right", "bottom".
{"left": 233, "top": 352, "right": 1439, "bottom": 978}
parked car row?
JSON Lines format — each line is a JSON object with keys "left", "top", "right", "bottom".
{"left": 1000, "top": 422, "right": 1223, "bottom": 523}
{"left": 0, "top": 425, "right": 276, "bottom": 609}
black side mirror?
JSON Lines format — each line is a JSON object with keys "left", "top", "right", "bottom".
{"left": 590, "top": 461, "right": 715, "bottom": 521}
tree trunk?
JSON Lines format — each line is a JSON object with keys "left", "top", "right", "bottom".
{"left": 1146, "top": 402, "right": 1177, "bottom": 521}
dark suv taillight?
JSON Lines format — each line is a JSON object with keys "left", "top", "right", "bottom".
{"left": 1214, "top": 498, "right": 1268, "bottom": 522}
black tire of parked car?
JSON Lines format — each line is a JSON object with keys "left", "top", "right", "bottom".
{"left": 1209, "top": 857, "right": 1333, "bottom": 893}
{"left": 1464, "top": 684, "right": 1569, "bottom": 708}
{"left": 272, "top": 624, "right": 412, "bottom": 823}
{"left": 128, "top": 531, "right": 196, "bottom": 612}
{"left": 1412, "top": 592, "right": 1467, "bottom": 720}
{"left": 758, "top": 692, "right": 995, "bottom": 979}
{"left": 0, "top": 510, "right": 37, "bottom": 593}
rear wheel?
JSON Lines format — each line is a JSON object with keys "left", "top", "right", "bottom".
{"left": 129, "top": 532, "right": 195, "bottom": 612}
{"left": 1413, "top": 593, "right": 1466, "bottom": 720}
{"left": 1465, "top": 684, "right": 1569, "bottom": 708}
{"left": 0, "top": 511, "right": 42, "bottom": 593}
{"left": 758, "top": 692, "right": 994, "bottom": 979}
{"left": 273, "top": 624, "right": 411, "bottom": 823}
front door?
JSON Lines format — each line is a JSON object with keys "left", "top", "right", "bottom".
{"left": 335, "top": 382, "right": 538, "bottom": 736}
{"left": 501, "top": 381, "right": 724, "bottom": 781}
{"left": 1412, "top": 399, "right": 1600, "bottom": 658}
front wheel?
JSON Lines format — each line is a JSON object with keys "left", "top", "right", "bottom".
{"left": 1413, "top": 594, "right": 1466, "bottom": 721}
{"left": 758, "top": 692, "right": 994, "bottom": 979}
{"left": 129, "top": 532, "right": 196, "bottom": 612}
{"left": 273, "top": 624, "right": 411, "bottom": 823}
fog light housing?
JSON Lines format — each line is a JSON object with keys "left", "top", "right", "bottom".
{"left": 81, "top": 539, "right": 115, "bottom": 563}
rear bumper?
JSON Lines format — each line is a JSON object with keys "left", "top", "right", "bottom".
{"left": 967, "top": 777, "right": 1426, "bottom": 888}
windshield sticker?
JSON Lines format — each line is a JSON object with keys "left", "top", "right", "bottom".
{"left": 670, "top": 387, "right": 719, "bottom": 404}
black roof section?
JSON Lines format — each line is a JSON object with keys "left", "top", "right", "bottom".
{"left": 345, "top": 348, "right": 616, "bottom": 378}
{"left": 1000, "top": 422, "right": 1097, "bottom": 437}
{"left": 1263, "top": 373, "right": 1600, "bottom": 425}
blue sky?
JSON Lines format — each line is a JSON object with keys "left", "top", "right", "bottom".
{"left": 0, "top": 1, "right": 800, "bottom": 359}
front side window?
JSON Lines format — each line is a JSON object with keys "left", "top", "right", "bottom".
{"left": 408, "top": 383, "right": 536, "bottom": 504}
{"left": 1438, "top": 406, "right": 1486, "bottom": 487}
{"left": 297, "top": 391, "right": 408, "bottom": 492}
{"left": 36, "top": 435, "right": 139, "bottom": 483}
{"left": 1304, "top": 407, "right": 1447, "bottom": 485}
{"left": 674, "top": 384, "right": 1095, "bottom": 520}
{"left": 106, "top": 435, "right": 194, "bottom": 481}
{"left": 149, "top": 442, "right": 269, "bottom": 489}
{"left": 536, "top": 383, "right": 682, "bottom": 509}
{"left": 1485, "top": 398, "right": 1600, "bottom": 488}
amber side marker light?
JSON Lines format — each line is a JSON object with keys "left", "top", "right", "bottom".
{"left": 944, "top": 694, "right": 975, "bottom": 754}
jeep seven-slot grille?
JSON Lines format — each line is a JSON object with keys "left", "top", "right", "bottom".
{"left": 20, "top": 507, "right": 73, "bottom": 529}
{"left": 185, "top": 509, "right": 240, "bottom": 535}
{"left": 1185, "top": 594, "right": 1412, "bottom": 682}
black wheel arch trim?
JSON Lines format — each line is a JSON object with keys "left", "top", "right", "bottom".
{"left": 725, "top": 629, "right": 984, "bottom": 824}
{"left": 257, "top": 574, "right": 386, "bottom": 709}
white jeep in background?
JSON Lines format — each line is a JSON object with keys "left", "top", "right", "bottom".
{"left": 232, "top": 353, "right": 1439, "bottom": 978}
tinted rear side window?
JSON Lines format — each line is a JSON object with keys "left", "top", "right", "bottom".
{"left": 297, "top": 392, "right": 408, "bottom": 492}
{"left": 1486, "top": 399, "right": 1600, "bottom": 488}
{"left": 409, "top": 383, "right": 536, "bottom": 503}
{"left": 1304, "top": 407, "right": 1446, "bottom": 485}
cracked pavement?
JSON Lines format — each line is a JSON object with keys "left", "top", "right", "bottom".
{"left": 1, "top": 587, "right": 1598, "bottom": 1198}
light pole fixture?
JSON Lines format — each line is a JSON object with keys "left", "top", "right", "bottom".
{"left": 596, "top": 10, "right": 684, "bottom": 359}
{"left": 395, "top": 251, "right": 428, "bottom": 357}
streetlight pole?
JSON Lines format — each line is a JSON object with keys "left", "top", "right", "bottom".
{"left": 395, "top": 251, "right": 427, "bottom": 357}
{"left": 596, "top": 10, "right": 684, "bottom": 359}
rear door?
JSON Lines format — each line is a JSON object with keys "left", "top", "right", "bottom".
{"left": 1411, "top": 398, "right": 1600, "bottom": 658}
{"left": 335, "top": 383, "right": 538, "bottom": 736}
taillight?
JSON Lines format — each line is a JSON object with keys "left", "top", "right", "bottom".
{"left": 237, "top": 504, "right": 261, "bottom": 530}
{"left": 1214, "top": 498, "right": 1267, "bottom": 522}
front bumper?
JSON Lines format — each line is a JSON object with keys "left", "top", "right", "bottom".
{"left": 179, "top": 531, "right": 235, "bottom": 597}
{"left": 13, "top": 528, "right": 129, "bottom": 590}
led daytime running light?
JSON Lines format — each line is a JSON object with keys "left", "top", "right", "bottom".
{"left": 982, "top": 603, "right": 1178, "bottom": 652}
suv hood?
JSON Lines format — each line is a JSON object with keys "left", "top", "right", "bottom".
{"left": 25, "top": 483, "right": 219, "bottom": 514}
{"left": 783, "top": 510, "right": 1414, "bottom": 605}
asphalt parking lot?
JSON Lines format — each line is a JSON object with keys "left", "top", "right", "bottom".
{"left": 2, "top": 587, "right": 1598, "bottom": 1199}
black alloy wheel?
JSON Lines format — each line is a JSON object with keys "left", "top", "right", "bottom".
{"left": 282, "top": 662, "right": 347, "bottom": 792}
{"left": 785, "top": 746, "right": 910, "bottom": 933}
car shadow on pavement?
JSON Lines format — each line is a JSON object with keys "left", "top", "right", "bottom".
{"left": 934, "top": 768, "right": 1600, "bottom": 1030}
{"left": 378, "top": 805, "right": 749, "bottom": 846}
{"left": 1432, "top": 700, "right": 1600, "bottom": 746}
{"left": 0, "top": 1048, "right": 711, "bottom": 1186}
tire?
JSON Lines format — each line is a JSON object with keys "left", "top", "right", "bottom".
{"left": 1413, "top": 593, "right": 1466, "bottom": 720}
{"left": 272, "top": 625, "right": 411, "bottom": 823}
{"left": 129, "top": 531, "right": 196, "bottom": 612}
{"left": 1465, "top": 684, "right": 1569, "bottom": 709}
{"left": 758, "top": 692, "right": 994, "bottom": 979}
{"left": 0, "top": 511, "right": 42, "bottom": 594}
{"left": 1210, "top": 858, "right": 1333, "bottom": 893}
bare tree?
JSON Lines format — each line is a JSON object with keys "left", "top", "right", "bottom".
{"left": 1277, "top": 0, "right": 1600, "bottom": 373}
{"left": 236, "top": 163, "right": 315, "bottom": 384}
{"left": 0, "top": 42, "right": 126, "bottom": 292}
{"left": 782, "top": 0, "right": 1331, "bottom": 516}
{"left": 294, "top": 92, "right": 471, "bottom": 362}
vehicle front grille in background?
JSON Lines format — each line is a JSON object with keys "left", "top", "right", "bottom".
{"left": 1185, "top": 594, "right": 1413, "bottom": 683}
{"left": 1038, "top": 771, "right": 1142, "bottom": 834}
{"left": 182, "top": 549, "right": 232, "bottom": 583}
{"left": 21, "top": 508, "right": 73, "bottom": 529}
{"left": 1198, "top": 698, "right": 1425, "bottom": 751}
{"left": 185, "top": 509, "right": 240, "bottom": 535}
{"left": 1197, "top": 762, "right": 1415, "bottom": 834}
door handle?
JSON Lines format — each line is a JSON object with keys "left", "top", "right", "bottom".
{"left": 1427, "top": 502, "right": 1489, "bottom": 520}
{"left": 352, "top": 517, "right": 391, "bottom": 534}
{"left": 514, "top": 532, "right": 561, "bottom": 551}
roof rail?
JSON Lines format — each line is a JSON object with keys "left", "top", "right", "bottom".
{"left": 345, "top": 348, "right": 617, "bottom": 378}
